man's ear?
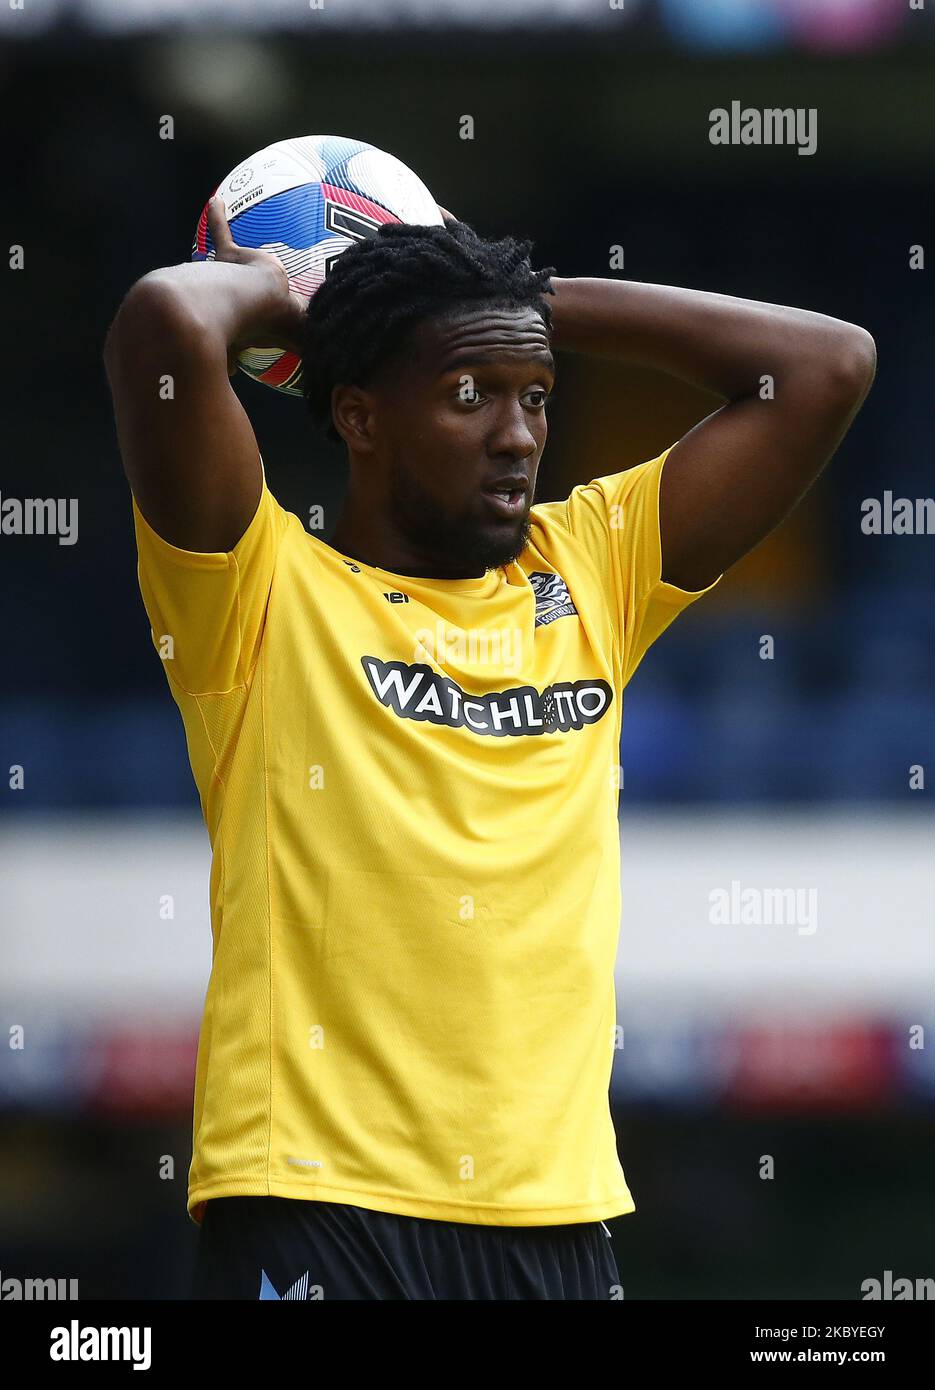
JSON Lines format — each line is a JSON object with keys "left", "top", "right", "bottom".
{"left": 331, "top": 384, "right": 378, "bottom": 453}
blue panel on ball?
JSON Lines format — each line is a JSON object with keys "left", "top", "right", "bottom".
{"left": 317, "top": 135, "right": 373, "bottom": 177}
{"left": 228, "top": 184, "right": 327, "bottom": 252}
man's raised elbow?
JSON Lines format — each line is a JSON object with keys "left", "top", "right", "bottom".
{"left": 825, "top": 324, "right": 877, "bottom": 404}
{"left": 103, "top": 273, "right": 205, "bottom": 377}
{"left": 104, "top": 275, "right": 162, "bottom": 371}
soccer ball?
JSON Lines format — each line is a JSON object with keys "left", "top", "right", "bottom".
{"left": 192, "top": 134, "right": 444, "bottom": 396}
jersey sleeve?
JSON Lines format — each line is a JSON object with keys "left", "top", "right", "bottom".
{"left": 546, "top": 445, "right": 721, "bottom": 689}
{"left": 130, "top": 464, "right": 291, "bottom": 696}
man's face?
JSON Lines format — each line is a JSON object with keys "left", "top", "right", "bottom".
{"left": 354, "top": 306, "right": 555, "bottom": 577}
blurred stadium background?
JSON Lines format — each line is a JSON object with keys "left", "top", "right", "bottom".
{"left": 2, "top": 0, "right": 934, "bottom": 1299}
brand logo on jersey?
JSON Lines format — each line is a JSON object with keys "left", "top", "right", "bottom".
{"left": 259, "top": 1269, "right": 314, "bottom": 1301}
{"left": 528, "top": 571, "right": 578, "bottom": 627}
{"left": 361, "top": 656, "right": 612, "bottom": 737}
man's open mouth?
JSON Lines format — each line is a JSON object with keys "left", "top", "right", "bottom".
{"left": 482, "top": 487, "right": 526, "bottom": 517}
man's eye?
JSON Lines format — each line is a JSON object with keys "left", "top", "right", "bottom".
{"left": 454, "top": 385, "right": 550, "bottom": 406}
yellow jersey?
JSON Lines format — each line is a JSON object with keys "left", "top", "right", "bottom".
{"left": 131, "top": 444, "right": 719, "bottom": 1227}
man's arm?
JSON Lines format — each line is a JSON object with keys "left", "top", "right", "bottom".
{"left": 548, "top": 277, "right": 876, "bottom": 592}
{"left": 104, "top": 197, "right": 307, "bottom": 553}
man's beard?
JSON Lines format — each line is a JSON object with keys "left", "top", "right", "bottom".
{"left": 388, "top": 457, "right": 531, "bottom": 575}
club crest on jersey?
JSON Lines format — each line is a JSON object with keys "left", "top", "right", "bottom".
{"left": 361, "top": 656, "right": 612, "bottom": 737}
{"left": 528, "top": 571, "right": 577, "bottom": 627}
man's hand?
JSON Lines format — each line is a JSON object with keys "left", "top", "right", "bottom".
{"left": 206, "top": 196, "right": 309, "bottom": 370}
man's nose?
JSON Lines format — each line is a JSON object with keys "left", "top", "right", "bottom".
{"left": 488, "top": 400, "right": 538, "bottom": 459}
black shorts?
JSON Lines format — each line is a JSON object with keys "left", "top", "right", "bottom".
{"left": 192, "top": 1196, "right": 621, "bottom": 1301}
